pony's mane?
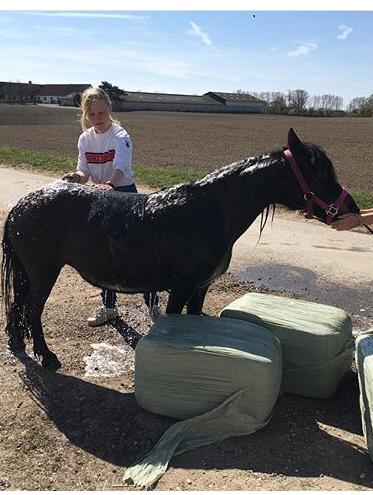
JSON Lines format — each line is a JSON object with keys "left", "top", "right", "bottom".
{"left": 147, "top": 141, "right": 337, "bottom": 215}
{"left": 145, "top": 149, "right": 282, "bottom": 218}
{"left": 150, "top": 148, "right": 282, "bottom": 200}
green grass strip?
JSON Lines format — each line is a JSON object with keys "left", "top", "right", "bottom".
{"left": 0, "top": 145, "right": 202, "bottom": 189}
{"left": 350, "top": 191, "right": 373, "bottom": 210}
{"left": 0, "top": 146, "right": 372, "bottom": 205}
{"left": 133, "top": 164, "right": 201, "bottom": 188}
{"left": 0, "top": 145, "right": 75, "bottom": 173}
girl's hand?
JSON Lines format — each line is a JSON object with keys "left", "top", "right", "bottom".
{"left": 90, "top": 183, "right": 114, "bottom": 191}
{"left": 331, "top": 213, "right": 361, "bottom": 231}
{"left": 62, "top": 172, "right": 82, "bottom": 183}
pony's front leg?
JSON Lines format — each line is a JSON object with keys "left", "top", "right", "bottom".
{"left": 166, "top": 288, "right": 194, "bottom": 314}
{"left": 24, "top": 265, "right": 63, "bottom": 371}
{"left": 186, "top": 286, "right": 209, "bottom": 315}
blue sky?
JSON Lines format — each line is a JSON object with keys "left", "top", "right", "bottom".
{"left": 1, "top": 10, "right": 372, "bottom": 106}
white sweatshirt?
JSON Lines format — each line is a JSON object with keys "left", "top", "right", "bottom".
{"left": 77, "top": 123, "right": 135, "bottom": 186}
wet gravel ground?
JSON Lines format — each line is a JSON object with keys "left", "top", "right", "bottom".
{"left": 1, "top": 261, "right": 372, "bottom": 491}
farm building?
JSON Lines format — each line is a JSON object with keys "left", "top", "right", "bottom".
{"left": 0, "top": 81, "right": 41, "bottom": 104}
{"left": 117, "top": 90, "right": 265, "bottom": 114}
{"left": 34, "top": 84, "right": 91, "bottom": 104}
{"left": 116, "top": 92, "right": 222, "bottom": 112}
{"left": 205, "top": 92, "right": 266, "bottom": 113}
{"left": 0, "top": 81, "right": 265, "bottom": 114}
{"left": 0, "top": 81, "right": 91, "bottom": 105}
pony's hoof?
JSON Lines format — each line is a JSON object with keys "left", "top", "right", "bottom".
{"left": 41, "top": 354, "right": 62, "bottom": 371}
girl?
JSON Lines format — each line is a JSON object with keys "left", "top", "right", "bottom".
{"left": 63, "top": 87, "right": 158, "bottom": 326}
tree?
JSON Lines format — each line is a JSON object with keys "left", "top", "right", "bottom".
{"left": 308, "top": 94, "right": 344, "bottom": 116}
{"left": 266, "top": 93, "right": 288, "bottom": 114}
{"left": 234, "top": 88, "right": 351, "bottom": 117}
{"left": 287, "top": 89, "right": 309, "bottom": 114}
{"left": 347, "top": 96, "right": 373, "bottom": 116}
{"left": 99, "top": 81, "right": 127, "bottom": 100}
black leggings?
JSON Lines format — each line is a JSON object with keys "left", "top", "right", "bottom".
{"left": 101, "top": 184, "right": 159, "bottom": 309}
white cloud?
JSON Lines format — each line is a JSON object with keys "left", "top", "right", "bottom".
{"left": 287, "top": 42, "right": 318, "bottom": 57}
{"left": 1, "top": 42, "right": 244, "bottom": 86}
{"left": 25, "top": 12, "right": 147, "bottom": 21}
{"left": 0, "top": 28, "right": 27, "bottom": 39}
{"left": 337, "top": 24, "right": 353, "bottom": 40}
{"left": 35, "top": 26, "right": 80, "bottom": 36}
{"left": 188, "top": 21, "right": 212, "bottom": 46}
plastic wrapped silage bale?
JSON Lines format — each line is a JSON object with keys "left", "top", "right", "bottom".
{"left": 220, "top": 292, "right": 354, "bottom": 399}
{"left": 124, "top": 313, "right": 282, "bottom": 488}
{"left": 355, "top": 329, "right": 373, "bottom": 462}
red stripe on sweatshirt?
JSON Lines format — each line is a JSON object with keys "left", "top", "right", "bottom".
{"left": 85, "top": 150, "right": 116, "bottom": 164}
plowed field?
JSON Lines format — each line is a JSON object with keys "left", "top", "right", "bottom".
{"left": 0, "top": 104, "right": 372, "bottom": 191}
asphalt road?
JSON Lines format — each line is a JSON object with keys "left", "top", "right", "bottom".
{"left": 1, "top": 165, "right": 372, "bottom": 331}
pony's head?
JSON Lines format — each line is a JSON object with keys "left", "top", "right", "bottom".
{"left": 279, "top": 128, "right": 359, "bottom": 223}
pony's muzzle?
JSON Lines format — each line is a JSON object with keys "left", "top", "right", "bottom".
{"left": 341, "top": 193, "right": 360, "bottom": 215}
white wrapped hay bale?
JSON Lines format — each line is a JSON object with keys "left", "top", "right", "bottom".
{"left": 220, "top": 292, "right": 354, "bottom": 399}
{"left": 125, "top": 314, "right": 282, "bottom": 488}
{"left": 355, "top": 330, "right": 373, "bottom": 462}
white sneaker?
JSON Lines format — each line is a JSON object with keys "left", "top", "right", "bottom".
{"left": 87, "top": 307, "right": 119, "bottom": 327}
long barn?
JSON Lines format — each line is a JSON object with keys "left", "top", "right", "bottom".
{"left": 116, "top": 91, "right": 265, "bottom": 113}
{"left": 0, "top": 81, "right": 265, "bottom": 114}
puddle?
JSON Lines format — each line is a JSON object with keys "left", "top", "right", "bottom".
{"left": 234, "top": 263, "right": 315, "bottom": 294}
{"left": 232, "top": 262, "right": 373, "bottom": 332}
{"left": 84, "top": 342, "right": 135, "bottom": 377}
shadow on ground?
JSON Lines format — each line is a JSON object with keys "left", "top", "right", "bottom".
{"left": 17, "top": 354, "right": 373, "bottom": 489}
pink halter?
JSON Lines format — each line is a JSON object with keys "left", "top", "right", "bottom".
{"left": 284, "top": 148, "right": 349, "bottom": 225}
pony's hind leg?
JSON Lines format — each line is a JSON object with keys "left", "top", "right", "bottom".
{"left": 27, "top": 304, "right": 61, "bottom": 371}
{"left": 25, "top": 265, "right": 63, "bottom": 370}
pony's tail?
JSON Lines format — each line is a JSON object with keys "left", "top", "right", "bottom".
{"left": 1, "top": 214, "right": 30, "bottom": 341}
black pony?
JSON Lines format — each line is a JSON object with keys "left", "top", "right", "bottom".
{"left": 2, "top": 129, "right": 359, "bottom": 370}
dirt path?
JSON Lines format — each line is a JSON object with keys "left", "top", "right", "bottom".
{"left": 1, "top": 164, "right": 373, "bottom": 491}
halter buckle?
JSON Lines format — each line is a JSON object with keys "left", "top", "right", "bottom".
{"left": 304, "top": 191, "right": 314, "bottom": 201}
{"left": 326, "top": 205, "right": 338, "bottom": 216}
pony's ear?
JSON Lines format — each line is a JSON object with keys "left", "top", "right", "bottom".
{"left": 287, "top": 128, "right": 304, "bottom": 155}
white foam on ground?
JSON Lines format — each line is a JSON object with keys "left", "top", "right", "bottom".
{"left": 83, "top": 342, "right": 135, "bottom": 377}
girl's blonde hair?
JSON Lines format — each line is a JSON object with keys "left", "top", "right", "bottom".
{"left": 80, "top": 87, "right": 121, "bottom": 131}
